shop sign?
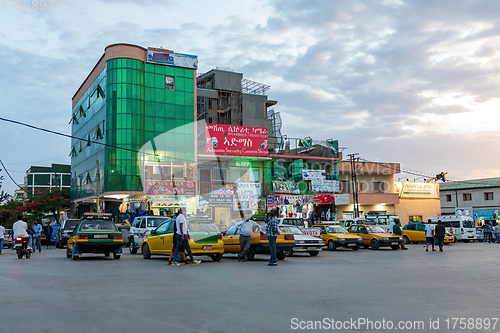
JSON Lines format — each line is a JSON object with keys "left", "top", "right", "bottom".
{"left": 267, "top": 196, "right": 277, "bottom": 209}
{"left": 205, "top": 183, "right": 235, "bottom": 207}
{"left": 313, "top": 195, "right": 335, "bottom": 204}
{"left": 334, "top": 194, "right": 350, "bottom": 205}
{"left": 237, "top": 182, "right": 261, "bottom": 196}
{"left": 144, "top": 180, "right": 196, "bottom": 196}
{"left": 272, "top": 181, "right": 299, "bottom": 194}
{"left": 235, "top": 161, "right": 251, "bottom": 167}
{"left": 198, "top": 160, "right": 229, "bottom": 169}
{"left": 302, "top": 169, "right": 327, "bottom": 181}
{"left": 455, "top": 207, "right": 473, "bottom": 217}
{"left": 147, "top": 47, "right": 198, "bottom": 69}
{"left": 394, "top": 182, "right": 439, "bottom": 199}
{"left": 233, "top": 196, "right": 262, "bottom": 210}
{"left": 148, "top": 195, "right": 187, "bottom": 207}
{"left": 311, "top": 180, "right": 339, "bottom": 192}
{"left": 276, "top": 195, "right": 311, "bottom": 206}
{"left": 473, "top": 209, "right": 499, "bottom": 220}
{"left": 205, "top": 124, "right": 268, "bottom": 157}
{"left": 210, "top": 183, "right": 236, "bottom": 195}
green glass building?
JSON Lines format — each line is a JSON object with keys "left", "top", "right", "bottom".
{"left": 71, "top": 44, "right": 197, "bottom": 211}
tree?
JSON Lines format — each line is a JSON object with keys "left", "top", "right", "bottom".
{"left": 26, "top": 189, "right": 70, "bottom": 223}
{"left": 0, "top": 168, "right": 12, "bottom": 204}
{"left": 0, "top": 199, "right": 25, "bottom": 228}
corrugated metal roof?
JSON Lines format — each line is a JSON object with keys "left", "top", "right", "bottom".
{"left": 439, "top": 177, "right": 500, "bottom": 190}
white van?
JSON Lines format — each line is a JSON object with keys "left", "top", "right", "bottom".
{"left": 428, "top": 215, "right": 476, "bottom": 242}
{"left": 364, "top": 214, "right": 400, "bottom": 232}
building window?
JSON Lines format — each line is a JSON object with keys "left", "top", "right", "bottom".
{"left": 358, "top": 182, "right": 366, "bottom": 192}
{"left": 165, "top": 76, "right": 175, "bottom": 90}
{"left": 445, "top": 194, "right": 452, "bottom": 202}
{"left": 409, "top": 215, "right": 422, "bottom": 223}
{"left": 373, "top": 181, "right": 386, "bottom": 193}
{"left": 463, "top": 193, "right": 472, "bottom": 201}
{"left": 484, "top": 192, "right": 494, "bottom": 200}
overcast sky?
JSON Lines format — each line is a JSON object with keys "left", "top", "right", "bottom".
{"left": 1, "top": 0, "right": 500, "bottom": 196}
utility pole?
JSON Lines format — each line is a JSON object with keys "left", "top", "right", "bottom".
{"left": 348, "top": 153, "right": 359, "bottom": 218}
{"left": 96, "top": 160, "right": 101, "bottom": 213}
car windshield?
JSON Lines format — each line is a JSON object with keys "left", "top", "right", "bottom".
{"left": 326, "top": 225, "right": 348, "bottom": 233}
{"left": 64, "top": 220, "right": 80, "bottom": 230}
{"left": 189, "top": 221, "right": 219, "bottom": 233}
{"left": 365, "top": 225, "right": 387, "bottom": 233}
{"left": 79, "top": 221, "right": 117, "bottom": 232}
{"left": 279, "top": 225, "right": 304, "bottom": 235}
{"left": 146, "top": 217, "right": 170, "bottom": 228}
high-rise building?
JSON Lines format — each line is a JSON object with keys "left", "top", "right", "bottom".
{"left": 71, "top": 44, "right": 198, "bottom": 214}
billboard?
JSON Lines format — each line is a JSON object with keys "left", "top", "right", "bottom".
{"left": 394, "top": 182, "right": 439, "bottom": 199}
{"left": 144, "top": 180, "right": 196, "bottom": 196}
{"left": 205, "top": 124, "right": 268, "bottom": 157}
{"left": 147, "top": 47, "right": 198, "bottom": 69}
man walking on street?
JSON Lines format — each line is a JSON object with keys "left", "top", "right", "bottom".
{"left": 171, "top": 208, "right": 200, "bottom": 266}
{"left": 425, "top": 220, "right": 435, "bottom": 252}
{"left": 392, "top": 220, "right": 407, "bottom": 250}
{"left": 32, "top": 220, "right": 43, "bottom": 253}
{"left": 435, "top": 220, "right": 446, "bottom": 252}
{"left": 235, "top": 217, "right": 263, "bottom": 262}
{"left": 44, "top": 222, "right": 53, "bottom": 248}
{"left": 266, "top": 208, "right": 280, "bottom": 266}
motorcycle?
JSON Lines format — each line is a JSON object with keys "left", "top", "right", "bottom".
{"left": 14, "top": 237, "right": 32, "bottom": 259}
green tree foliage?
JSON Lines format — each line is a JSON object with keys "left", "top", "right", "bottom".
{"left": 26, "top": 189, "right": 70, "bottom": 223}
{"left": 0, "top": 199, "right": 25, "bottom": 228}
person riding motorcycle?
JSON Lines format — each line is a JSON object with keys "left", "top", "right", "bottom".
{"left": 12, "top": 215, "right": 32, "bottom": 251}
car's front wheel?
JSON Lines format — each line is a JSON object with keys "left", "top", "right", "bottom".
{"left": 66, "top": 247, "right": 71, "bottom": 258}
{"left": 309, "top": 251, "right": 319, "bottom": 256}
{"left": 328, "top": 240, "right": 336, "bottom": 251}
{"left": 113, "top": 252, "right": 121, "bottom": 260}
{"left": 391, "top": 245, "right": 399, "bottom": 250}
{"left": 352, "top": 246, "right": 359, "bottom": 251}
{"left": 129, "top": 239, "right": 137, "bottom": 254}
{"left": 142, "top": 243, "right": 151, "bottom": 259}
{"left": 370, "top": 239, "right": 380, "bottom": 250}
{"left": 403, "top": 236, "right": 410, "bottom": 244}
{"left": 209, "top": 253, "right": 222, "bottom": 262}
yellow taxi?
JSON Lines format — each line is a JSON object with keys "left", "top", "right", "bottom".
{"left": 402, "top": 223, "right": 455, "bottom": 244}
{"left": 313, "top": 223, "right": 363, "bottom": 251}
{"left": 141, "top": 218, "right": 224, "bottom": 262}
{"left": 347, "top": 224, "right": 403, "bottom": 250}
{"left": 66, "top": 213, "right": 123, "bottom": 260}
{"left": 221, "top": 222, "right": 295, "bottom": 260}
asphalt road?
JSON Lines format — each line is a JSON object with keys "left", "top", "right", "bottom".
{"left": 1, "top": 241, "right": 499, "bottom": 333}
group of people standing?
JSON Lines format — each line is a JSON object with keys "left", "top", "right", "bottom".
{"left": 481, "top": 221, "right": 500, "bottom": 243}
{"left": 425, "top": 220, "right": 447, "bottom": 252}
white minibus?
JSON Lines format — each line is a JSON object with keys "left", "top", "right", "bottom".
{"left": 428, "top": 215, "right": 476, "bottom": 242}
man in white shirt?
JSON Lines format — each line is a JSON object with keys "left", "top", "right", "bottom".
{"left": 12, "top": 215, "right": 31, "bottom": 250}
{"left": 171, "top": 208, "right": 200, "bottom": 266}
{"left": 235, "top": 218, "right": 263, "bottom": 262}
{"left": 425, "top": 221, "right": 436, "bottom": 252}
{"left": 0, "top": 221, "right": 5, "bottom": 255}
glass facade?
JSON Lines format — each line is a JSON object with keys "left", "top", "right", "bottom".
{"left": 71, "top": 57, "right": 196, "bottom": 200}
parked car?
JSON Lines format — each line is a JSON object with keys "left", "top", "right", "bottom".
{"left": 3, "top": 229, "right": 13, "bottom": 248}
{"left": 313, "top": 223, "right": 363, "bottom": 251}
{"left": 276, "top": 217, "right": 321, "bottom": 237}
{"left": 66, "top": 216, "right": 123, "bottom": 260}
{"left": 402, "top": 223, "right": 454, "bottom": 244}
{"left": 277, "top": 225, "right": 323, "bottom": 256}
{"left": 141, "top": 218, "right": 224, "bottom": 262}
{"left": 55, "top": 219, "right": 81, "bottom": 248}
{"left": 221, "top": 222, "right": 295, "bottom": 260}
{"left": 128, "top": 216, "right": 171, "bottom": 254}
{"left": 347, "top": 224, "right": 403, "bottom": 250}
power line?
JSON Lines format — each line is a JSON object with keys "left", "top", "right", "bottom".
{"left": 0, "top": 159, "right": 21, "bottom": 189}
